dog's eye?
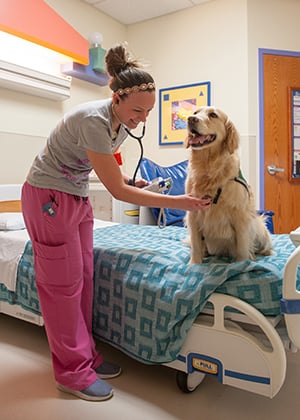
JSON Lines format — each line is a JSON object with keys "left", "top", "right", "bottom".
{"left": 209, "top": 112, "right": 218, "bottom": 118}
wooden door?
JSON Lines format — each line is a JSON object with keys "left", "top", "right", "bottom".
{"left": 263, "top": 53, "right": 300, "bottom": 233}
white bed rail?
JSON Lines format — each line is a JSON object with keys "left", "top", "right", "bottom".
{"left": 169, "top": 293, "right": 286, "bottom": 398}
{"left": 210, "top": 293, "right": 286, "bottom": 397}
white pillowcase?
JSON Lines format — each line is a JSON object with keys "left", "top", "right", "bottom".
{"left": 0, "top": 212, "right": 25, "bottom": 231}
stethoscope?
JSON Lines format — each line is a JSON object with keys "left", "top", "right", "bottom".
{"left": 112, "top": 101, "right": 147, "bottom": 185}
{"left": 124, "top": 124, "right": 146, "bottom": 142}
{"left": 125, "top": 123, "right": 169, "bottom": 229}
{"left": 124, "top": 124, "right": 146, "bottom": 186}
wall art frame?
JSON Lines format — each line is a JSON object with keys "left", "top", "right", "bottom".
{"left": 159, "top": 81, "right": 211, "bottom": 146}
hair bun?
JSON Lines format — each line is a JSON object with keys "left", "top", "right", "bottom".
{"left": 105, "top": 42, "right": 155, "bottom": 94}
{"left": 105, "top": 42, "right": 140, "bottom": 78}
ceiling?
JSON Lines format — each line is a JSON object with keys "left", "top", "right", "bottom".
{"left": 82, "top": 0, "right": 212, "bottom": 25}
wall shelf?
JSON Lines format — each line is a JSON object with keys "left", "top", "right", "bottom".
{"left": 61, "top": 51, "right": 109, "bottom": 86}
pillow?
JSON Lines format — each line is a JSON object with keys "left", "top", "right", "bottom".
{"left": 0, "top": 212, "right": 25, "bottom": 231}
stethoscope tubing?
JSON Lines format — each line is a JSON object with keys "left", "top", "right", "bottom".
{"left": 124, "top": 124, "right": 146, "bottom": 142}
{"left": 124, "top": 124, "right": 146, "bottom": 186}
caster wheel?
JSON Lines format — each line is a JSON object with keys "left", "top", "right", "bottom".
{"left": 176, "top": 370, "right": 206, "bottom": 393}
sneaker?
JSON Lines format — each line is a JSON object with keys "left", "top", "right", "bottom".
{"left": 57, "top": 378, "right": 113, "bottom": 401}
{"left": 95, "top": 361, "right": 122, "bottom": 379}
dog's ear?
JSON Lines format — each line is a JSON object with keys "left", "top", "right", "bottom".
{"left": 224, "top": 118, "right": 239, "bottom": 153}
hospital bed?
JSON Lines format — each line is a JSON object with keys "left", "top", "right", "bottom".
{"left": 1, "top": 183, "right": 300, "bottom": 399}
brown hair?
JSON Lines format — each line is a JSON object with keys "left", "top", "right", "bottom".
{"left": 105, "top": 42, "right": 155, "bottom": 97}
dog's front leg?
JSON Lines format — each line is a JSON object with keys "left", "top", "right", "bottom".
{"left": 187, "top": 212, "right": 206, "bottom": 264}
{"left": 235, "top": 226, "right": 253, "bottom": 261}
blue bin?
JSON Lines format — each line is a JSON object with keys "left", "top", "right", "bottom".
{"left": 139, "top": 157, "right": 188, "bottom": 227}
{"left": 257, "top": 210, "right": 275, "bottom": 234}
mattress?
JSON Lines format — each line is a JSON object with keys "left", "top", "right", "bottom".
{"left": 0, "top": 224, "right": 298, "bottom": 364}
{"left": 0, "top": 229, "right": 28, "bottom": 291}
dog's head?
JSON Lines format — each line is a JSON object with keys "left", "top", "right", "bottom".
{"left": 185, "top": 106, "right": 239, "bottom": 154}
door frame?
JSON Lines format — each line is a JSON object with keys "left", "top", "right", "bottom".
{"left": 258, "top": 48, "right": 300, "bottom": 209}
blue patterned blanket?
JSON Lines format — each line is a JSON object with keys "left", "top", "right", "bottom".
{"left": 0, "top": 224, "right": 297, "bottom": 364}
{"left": 91, "top": 225, "right": 296, "bottom": 363}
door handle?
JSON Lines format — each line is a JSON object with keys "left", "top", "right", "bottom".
{"left": 267, "top": 165, "right": 285, "bottom": 175}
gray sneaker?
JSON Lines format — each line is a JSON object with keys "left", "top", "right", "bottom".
{"left": 95, "top": 361, "right": 122, "bottom": 379}
{"left": 57, "top": 378, "right": 113, "bottom": 401}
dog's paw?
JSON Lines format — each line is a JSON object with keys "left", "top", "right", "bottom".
{"left": 259, "top": 248, "right": 274, "bottom": 256}
{"left": 236, "top": 252, "right": 254, "bottom": 261}
{"left": 188, "top": 256, "right": 203, "bottom": 264}
{"left": 183, "top": 236, "right": 191, "bottom": 247}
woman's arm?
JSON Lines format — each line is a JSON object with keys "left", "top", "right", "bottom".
{"left": 86, "top": 149, "right": 211, "bottom": 211}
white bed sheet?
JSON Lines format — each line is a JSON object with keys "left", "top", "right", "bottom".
{"left": 0, "top": 219, "right": 117, "bottom": 292}
{"left": 0, "top": 229, "right": 29, "bottom": 291}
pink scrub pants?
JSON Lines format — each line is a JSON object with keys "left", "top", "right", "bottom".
{"left": 21, "top": 182, "right": 103, "bottom": 390}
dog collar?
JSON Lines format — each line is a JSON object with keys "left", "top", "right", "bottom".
{"left": 211, "top": 169, "right": 249, "bottom": 205}
{"left": 212, "top": 187, "right": 222, "bottom": 204}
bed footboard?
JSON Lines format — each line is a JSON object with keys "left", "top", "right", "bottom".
{"left": 281, "top": 244, "right": 300, "bottom": 348}
{"left": 0, "top": 301, "right": 44, "bottom": 326}
{"left": 166, "top": 293, "right": 286, "bottom": 398}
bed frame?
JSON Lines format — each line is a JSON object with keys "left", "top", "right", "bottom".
{"left": 1, "top": 184, "right": 300, "bottom": 398}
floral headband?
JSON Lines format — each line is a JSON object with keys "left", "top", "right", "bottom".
{"left": 115, "top": 82, "right": 155, "bottom": 96}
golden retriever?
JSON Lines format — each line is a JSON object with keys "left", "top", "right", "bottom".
{"left": 185, "top": 106, "right": 273, "bottom": 264}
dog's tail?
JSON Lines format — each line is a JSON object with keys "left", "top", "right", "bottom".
{"left": 253, "top": 215, "right": 273, "bottom": 256}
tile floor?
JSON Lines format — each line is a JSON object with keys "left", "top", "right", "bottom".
{"left": 1, "top": 313, "right": 300, "bottom": 420}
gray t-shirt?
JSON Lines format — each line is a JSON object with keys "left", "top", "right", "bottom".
{"left": 26, "top": 98, "right": 128, "bottom": 196}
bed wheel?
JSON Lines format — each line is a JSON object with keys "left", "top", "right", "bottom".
{"left": 176, "top": 370, "right": 206, "bottom": 393}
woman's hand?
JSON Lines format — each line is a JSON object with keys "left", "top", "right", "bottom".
{"left": 176, "top": 194, "right": 212, "bottom": 211}
{"left": 131, "top": 178, "right": 149, "bottom": 188}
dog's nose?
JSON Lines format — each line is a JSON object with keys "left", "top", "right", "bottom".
{"left": 188, "top": 116, "right": 199, "bottom": 123}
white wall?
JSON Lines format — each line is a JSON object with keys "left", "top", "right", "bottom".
{"left": 247, "top": 0, "right": 300, "bottom": 195}
{"left": 1, "top": 0, "right": 300, "bottom": 207}
{"left": 124, "top": 0, "right": 249, "bottom": 176}
{"left": 247, "top": 0, "right": 300, "bottom": 172}
{"left": 0, "top": 0, "right": 126, "bottom": 184}
{"left": 124, "top": 0, "right": 300, "bottom": 200}
{"left": 248, "top": 0, "right": 300, "bottom": 132}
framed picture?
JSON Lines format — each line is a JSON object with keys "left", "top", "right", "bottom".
{"left": 288, "top": 87, "right": 300, "bottom": 181}
{"left": 159, "top": 81, "right": 211, "bottom": 146}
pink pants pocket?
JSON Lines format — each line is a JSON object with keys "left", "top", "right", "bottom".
{"left": 33, "top": 240, "right": 71, "bottom": 287}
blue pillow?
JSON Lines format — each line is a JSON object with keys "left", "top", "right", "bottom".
{"left": 139, "top": 157, "right": 188, "bottom": 226}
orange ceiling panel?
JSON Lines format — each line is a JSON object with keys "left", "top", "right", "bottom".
{"left": 0, "top": 0, "right": 89, "bottom": 64}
